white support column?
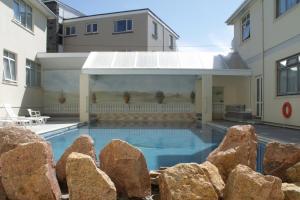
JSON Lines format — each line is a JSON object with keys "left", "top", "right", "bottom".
{"left": 80, "top": 74, "right": 90, "bottom": 122}
{"left": 202, "top": 74, "right": 213, "bottom": 124}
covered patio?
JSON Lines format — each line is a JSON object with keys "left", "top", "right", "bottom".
{"left": 79, "top": 52, "right": 251, "bottom": 123}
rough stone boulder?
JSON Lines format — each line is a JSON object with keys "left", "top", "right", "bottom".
{"left": 207, "top": 125, "right": 257, "bottom": 180}
{"left": 159, "top": 163, "right": 218, "bottom": 200}
{"left": 0, "top": 142, "right": 61, "bottom": 200}
{"left": 286, "top": 162, "right": 300, "bottom": 183}
{"left": 0, "top": 126, "right": 43, "bottom": 155}
{"left": 66, "top": 152, "right": 117, "bottom": 200}
{"left": 224, "top": 164, "right": 284, "bottom": 200}
{"left": 56, "top": 135, "right": 96, "bottom": 183}
{"left": 264, "top": 142, "right": 300, "bottom": 181}
{"left": 282, "top": 183, "right": 300, "bottom": 200}
{"left": 199, "top": 161, "right": 225, "bottom": 198}
{"left": 99, "top": 139, "right": 151, "bottom": 198}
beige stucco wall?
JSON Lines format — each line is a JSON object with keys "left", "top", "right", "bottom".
{"left": 0, "top": 0, "right": 48, "bottom": 116}
{"left": 63, "top": 13, "right": 149, "bottom": 52}
{"left": 231, "top": 0, "right": 300, "bottom": 126}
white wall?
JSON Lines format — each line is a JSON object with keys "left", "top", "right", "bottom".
{"left": 0, "top": 0, "right": 48, "bottom": 116}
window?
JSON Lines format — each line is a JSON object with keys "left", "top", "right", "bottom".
{"left": 65, "top": 26, "right": 76, "bottom": 36}
{"left": 114, "top": 19, "right": 133, "bottom": 33}
{"left": 277, "top": 53, "right": 300, "bottom": 96}
{"left": 169, "top": 35, "right": 174, "bottom": 49}
{"left": 26, "top": 59, "right": 41, "bottom": 87}
{"left": 13, "top": 0, "right": 33, "bottom": 30}
{"left": 3, "top": 50, "right": 17, "bottom": 82}
{"left": 277, "top": 0, "right": 300, "bottom": 17}
{"left": 86, "top": 23, "right": 98, "bottom": 33}
{"left": 241, "top": 14, "right": 250, "bottom": 41}
{"left": 152, "top": 21, "right": 158, "bottom": 39}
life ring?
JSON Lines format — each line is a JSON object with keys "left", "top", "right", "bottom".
{"left": 282, "top": 102, "right": 292, "bottom": 118}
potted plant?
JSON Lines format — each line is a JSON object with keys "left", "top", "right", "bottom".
{"left": 190, "top": 91, "right": 195, "bottom": 104}
{"left": 92, "top": 92, "right": 97, "bottom": 104}
{"left": 58, "top": 90, "right": 66, "bottom": 104}
{"left": 123, "top": 91, "right": 130, "bottom": 104}
{"left": 155, "top": 91, "right": 165, "bottom": 104}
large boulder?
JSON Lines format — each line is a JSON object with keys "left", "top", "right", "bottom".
{"left": 207, "top": 125, "right": 258, "bottom": 180}
{"left": 286, "top": 162, "right": 300, "bottom": 183}
{"left": 199, "top": 161, "right": 225, "bottom": 198}
{"left": 99, "top": 140, "right": 151, "bottom": 198}
{"left": 224, "top": 164, "right": 284, "bottom": 200}
{"left": 0, "top": 142, "right": 61, "bottom": 200}
{"left": 282, "top": 183, "right": 300, "bottom": 200}
{"left": 56, "top": 135, "right": 96, "bottom": 184}
{"left": 0, "top": 126, "right": 44, "bottom": 199}
{"left": 159, "top": 163, "right": 218, "bottom": 200}
{"left": 66, "top": 152, "right": 116, "bottom": 200}
{"left": 264, "top": 142, "right": 300, "bottom": 181}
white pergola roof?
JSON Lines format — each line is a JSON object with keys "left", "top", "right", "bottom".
{"left": 82, "top": 52, "right": 252, "bottom": 76}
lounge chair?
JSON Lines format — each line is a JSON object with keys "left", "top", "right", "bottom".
{"left": 3, "top": 104, "right": 42, "bottom": 125}
{"left": 27, "top": 109, "right": 50, "bottom": 124}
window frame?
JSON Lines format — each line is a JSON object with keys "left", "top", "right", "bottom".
{"left": 152, "top": 21, "right": 158, "bottom": 39}
{"left": 276, "top": 0, "right": 300, "bottom": 17}
{"left": 65, "top": 26, "right": 76, "bottom": 36}
{"left": 13, "top": 0, "right": 33, "bottom": 31}
{"left": 241, "top": 13, "right": 251, "bottom": 42}
{"left": 25, "top": 59, "right": 41, "bottom": 87}
{"left": 86, "top": 23, "right": 98, "bottom": 34}
{"left": 169, "top": 35, "right": 174, "bottom": 49}
{"left": 113, "top": 19, "right": 133, "bottom": 33}
{"left": 277, "top": 53, "right": 300, "bottom": 96}
{"left": 3, "top": 50, "right": 17, "bottom": 83}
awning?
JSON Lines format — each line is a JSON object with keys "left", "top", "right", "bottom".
{"left": 82, "top": 52, "right": 252, "bottom": 76}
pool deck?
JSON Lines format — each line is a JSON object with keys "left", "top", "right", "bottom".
{"left": 208, "top": 120, "right": 300, "bottom": 144}
{"left": 27, "top": 120, "right": 82, "bottom": 135}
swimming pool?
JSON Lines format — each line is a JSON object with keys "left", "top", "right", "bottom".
{"left": 44, "top": 123, "right": 225, "bottom": 170}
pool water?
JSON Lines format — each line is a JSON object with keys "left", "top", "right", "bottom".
{"left": 45, "top": 124, "right": 225, "bottom": 170}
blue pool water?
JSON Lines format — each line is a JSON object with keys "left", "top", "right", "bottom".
{"left": 45, "top": 124, "right": 225, "bottom": 170}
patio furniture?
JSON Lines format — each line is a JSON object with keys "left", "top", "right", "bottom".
{"left": 3, "top": 104, "right": 42, "bottom": 125}
{"left": 27, "top": 109, "right": 50, "bottom": 124}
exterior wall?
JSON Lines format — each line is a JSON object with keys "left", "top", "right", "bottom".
{"left": 63, "top": 13, "right": 149, "bottom": 52}
{"left": 0, "top": 0, "right": 48, "bottom": 116}
{"left": 44, "top": 1, "right": 60, "bottom": 52}
{"left": 231, "top": 0, "right": 300, "bottom": 126}
{"left": 147, "top": 15, "right": 177, "bottom": 51}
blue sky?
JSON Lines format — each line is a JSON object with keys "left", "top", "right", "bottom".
{"left": 61, "top": 0, "right": 244, "bottom": 52}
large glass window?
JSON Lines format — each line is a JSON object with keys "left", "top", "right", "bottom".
{"left": 241, "top": 14, "right": 250, "bottom": 41}
{"left": 13, "top": 0, "right": 33, "bottom": 30}
{"left": 26, "top": 59, "right": 41, "bottom": 87}
{"left": 277, "top": 0, "right": 300, "bottom": 17}
{"left": 114, "top": 20, "right": 133, "bottom": 33}
{"left": 3, "top": 50, "right": 17, "bottom": 82}
{"left": 277, "top": 53, "right": 300, "bottom": 96}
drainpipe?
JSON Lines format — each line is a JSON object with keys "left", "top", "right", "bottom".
{"left": 262, "top": 0, "right": 265, "bottom": 121}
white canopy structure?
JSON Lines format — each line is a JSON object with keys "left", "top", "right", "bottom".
{"left": 81, "top": 52, "right": 251, "bottom": 76}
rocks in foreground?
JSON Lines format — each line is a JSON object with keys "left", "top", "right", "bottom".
{"left": 66, "top": 152, "right": 117, "bottom": 200}
{"left": 207, "top": 125, "right": 258, "bottom": 181}
{"left": 99, "top": 139, "right": 151, "bottom": 198}
{"left": 264, "top": 142, "right": 300, "bottom": 181}
{"left": 224, "top": 164, "right": 284, "bottom": 200}
{"left": 56, "top": 135, "right": 96, "bottom": 184}
{"left": 0, "top": 142, "right": 61, "bottom": 200}
{"left": 282, "top": 182, "right": 300, "bottom": 200}
{"left": 286, "top": 162, "right": 300, "bottom": 183}
{"left": 159, "top": 163, "right": 219, "bottom": 200}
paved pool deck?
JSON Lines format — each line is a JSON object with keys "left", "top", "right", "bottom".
{"left": 208, "top": 120, "right": 300, "bottom": 144}
{"left": 27, "top": 120, "right": 82, "bottom": 135}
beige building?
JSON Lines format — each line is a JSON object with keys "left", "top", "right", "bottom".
{"left": 0, "top": 0, "right": 55, "bottom": 117}
{"left": 62, "top": 9, "right": 179, "bottom": 52}
{"left": 227, "top": 0, "right": 300, "bottom": 126}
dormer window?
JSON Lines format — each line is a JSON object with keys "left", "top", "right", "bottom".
{"left": 241, "top": 14, "right": 250, "bottom": 41}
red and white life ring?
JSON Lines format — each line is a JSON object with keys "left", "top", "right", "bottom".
{"left": 282, "top": 102, "right": 292, "bottom": 119}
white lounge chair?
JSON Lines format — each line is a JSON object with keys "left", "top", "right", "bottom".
{"left": 27, "top": 109, "right": 50, "bottom": 124}
{"left": 3, "top": 104, "right": 41, "bottom": 125}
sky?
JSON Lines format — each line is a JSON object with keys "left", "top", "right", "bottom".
{"left": 61, "top": 0, "right": 244, "bottom": 53}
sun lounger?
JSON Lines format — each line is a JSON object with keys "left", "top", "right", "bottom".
{"left": 27, "top": 109, "right": 50, "bottom": 124}
{"left": 3, "top": 104, "right": 42, "bottom": 125}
